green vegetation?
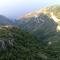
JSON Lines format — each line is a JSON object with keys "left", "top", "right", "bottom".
{"left": 0, "top": 27, "right": 43, "bottom": 60}
{"left": 0, "top": 27, "right": 60, "bottom": 60}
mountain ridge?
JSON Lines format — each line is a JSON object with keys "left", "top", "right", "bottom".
{"left": 16, "top": 5, "right": 60, "bottom": 32}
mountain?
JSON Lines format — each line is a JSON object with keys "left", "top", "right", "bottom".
{"left": 0, "top": 15, "right": 14, "bottom": 27}
{"left": 15, "top": 5, "right": 60, "bottom": 39}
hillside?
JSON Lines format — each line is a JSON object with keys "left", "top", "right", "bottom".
{"left": 15, "top": 5, "right": 60, "bottom": 39}
{"left": 0, "top": 26, "right": 60, "bottom": 60}
{"left": 0, "top": 27, "right": 42, "bottom": 60}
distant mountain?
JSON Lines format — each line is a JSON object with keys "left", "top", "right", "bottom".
{"left": 0, "top": 15, "right": 14, "bottom": 26}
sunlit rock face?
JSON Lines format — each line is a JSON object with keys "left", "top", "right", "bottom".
{"left": 50, "top": 12, "right": 60, "bottom": 32}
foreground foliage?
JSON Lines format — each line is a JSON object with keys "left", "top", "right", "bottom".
{"left": 0, "top": 27, "right": 60, "bottom": 60}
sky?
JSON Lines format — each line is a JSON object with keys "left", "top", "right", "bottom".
{"left": 0, "top": 0, "right": 60, "bottom": 19}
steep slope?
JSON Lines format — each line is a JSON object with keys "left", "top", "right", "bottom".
{"left": 16, "top": 5, "right": 60, "bottom": 31}
{"left": 0, "top": 27, "right": 60, "bottom": 60}
{"left": 0, "top": 27, "right": 48, "bottom": 60}
{"left": 15, "top": 5, "right": 60, "bottom": 39}
{"left": 17, "top": 14, "right": 57, "bottom": 32}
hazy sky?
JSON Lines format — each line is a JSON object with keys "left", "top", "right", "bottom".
{"left": 0, "top": 0, "right": 60, "bottom": 19}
